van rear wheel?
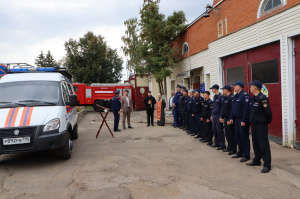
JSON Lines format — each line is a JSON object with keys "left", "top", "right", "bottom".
{"left": 60, "top": 133, "right": 72, "bottom": 160}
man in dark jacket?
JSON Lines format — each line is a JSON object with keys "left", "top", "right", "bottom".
{"left": 247, "top": 80, "right": 273, "bottom": 173}
{"left": 173, "top": 85, "right": 183, "bottom": 128}
{"left": 144, "top": 91, "right": 156, "bottom": 127}
{"left": 201, "top": 91, "right": 213, "bottom": 145}
{"left": 112, "top": 90, "right": 121, "bottom": 132}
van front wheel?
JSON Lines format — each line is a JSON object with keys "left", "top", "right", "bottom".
{"left": 60, "top": 133, "right": 72, "bottom": 160}
{"left": 70, "top": 123, "right": 78, "bottom": 140}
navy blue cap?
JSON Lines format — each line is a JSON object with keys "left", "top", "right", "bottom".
{"left": 232, "top": 81, "right": 244, "bottom": 88}
{"left": 192, "top": 90, "right": 195, "bottom": 93}
{"left": 201, "top": 91, "right": 210, "bottom": 95}
{"left": 177, "top": 84, "right": 181, "bottom": 88}
{"left": 209, "top": 84, "right": 219, "bottom": 89}
{"left": 248, "top": 80, "right": 262, "bottom": 89}
{"left": 181, "top": 86, "right": 186, "bottom": 90}
{"left": 114, "top": 90, "right": 120, "bottom": 94}
{"left": 193, "top": 89, "right": 200, "bottom": 93}
{"left": 183, "top": 89, "right": 188, "bottom": 93}
{"left": 221, "top": 85, "right": 231, "bottom": 91}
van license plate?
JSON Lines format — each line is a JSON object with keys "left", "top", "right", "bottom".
{"left": 3, "top": 137, "right": 31, "bottom": 145}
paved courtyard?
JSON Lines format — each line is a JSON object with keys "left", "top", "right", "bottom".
{"left": 0, "top": 110, "right": 300, "bottom": 199}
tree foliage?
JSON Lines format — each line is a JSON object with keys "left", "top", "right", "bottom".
{"left": 122, "top": 0, "right": 186, "bottom": 95}
{"left": 35, "top": 50, "right": 58, "bottom": 67}
{"left": 64, "top": 32, "right": 123, "bottom": 84}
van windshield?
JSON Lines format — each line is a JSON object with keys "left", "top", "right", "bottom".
{"left": 0, "top": 81, "right": 63, "bottom": 108}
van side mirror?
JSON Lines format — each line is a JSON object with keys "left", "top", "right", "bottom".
{"left": 67, "top": 94, "right": 78, "bottom": 107}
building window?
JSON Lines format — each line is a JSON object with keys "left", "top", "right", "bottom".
{"left": 251, "top": 59, "right": 279, "bottom": 84}
{"left": 258, "top": 0, "right": 284, "bottom": 17}
{"left": 182, "top": 42, "right": 189, "bottom": 55}
{"left": 226, "top": 66, "right": 244, "bottom": 86}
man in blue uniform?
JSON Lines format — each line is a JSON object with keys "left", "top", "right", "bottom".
{"left": 186, "top": 90, "right": 194, "bottom": 135}
{"left": 191, "top": 89, "right": 203, "bottom": 138}
{"left": 182, "top": 89, "right": 189, "bottom": 132}
{"left": 201, "top": 91, "right": 213, "bottom": 145}
{"left": 230, "top": 81, "right": 251, "bottom": 162}
{"left": 173, "top": 85, "right": 183, "bottom": 128}
{"left": 112, "top": 90, "right": 121, "bottom": 132}
{"left": 220, "top": 85, "right": 236, "bottom": 155}
{"left": 247, "top": 80, "right": 273, "bottom": 173}
{"left": 179, "top": 86, "right": 187, "bottom": 129}
{"left": 210, "top": 84, "right": 225, "bottom": 150}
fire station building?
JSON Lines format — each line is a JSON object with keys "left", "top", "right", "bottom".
{"left": 163, "top": 0, "right": 300, "bottom": 148}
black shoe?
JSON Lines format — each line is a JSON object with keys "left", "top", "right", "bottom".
{"left": 201, "top": 139, "right": 209, "bottom": 143}
{"left": 190, "top": 134, "right": 196, "bottom": 136}
{"left": 240, "top": 157, "right": 250, "bottom": 162}
{"left": 186, "top": 131, "right": 191, "bottom": 134}
{"left": 228, "top": 151, "right": 236, "bottom": 155}
{"left": 128, "top": 126, "right": 133, "bottom": 129}
{"left": 151, "top": 124, "right": 154, "bottom": 126}
{"left": 114, "top": 129, "right": 121, "bottom": 132}
{"left": 222, "top": 149, "right": 229, "bottom": 152}
{"left": 194, "top": 136, "right": 201, "bottom": 139}
{"left": 147, "top": 125, "right": 150, "bottom": 127}
{"left": 207, "top": 142, "right": 213, "bottom": 146}
{"left": 261, "top": 167, "right": 271, "bottom": 173}
{"left": 210, "top": 144, "right": 219, "bottom": 148}
{"left": 179, "top": 126, "right": 183, "bottom": 129}
{"left": 232, "top": 154, "right": 242, "bottom": 158}
{"left": 217, "top": 146, "right": 226, "bottom": 150}
{"left": 123, "top": 127, "right": 126, "bottom": 130}
{"left": 246, "top": 161, "right": 261, "bottom": 166}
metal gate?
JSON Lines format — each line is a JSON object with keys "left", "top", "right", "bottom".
{"left": 294, "top": 36, "right": 300, "bottom": 142}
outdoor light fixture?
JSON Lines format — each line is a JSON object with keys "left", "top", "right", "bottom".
{"left": 203, "top": 4, "right": 221, "bottom": 18}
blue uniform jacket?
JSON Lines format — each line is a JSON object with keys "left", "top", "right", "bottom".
{"left": 220, "top": 93, "right": 234, "bottom": 119}
{"left": 187, "top": 96, "right": 194, "bottom": 113}
{"left": 112, "top": 95, "right": 121, "bottom": 112}
{"left": 230, "top": 90, "right": 250, "bottom": 123}
{"left": 173, "top": 91, "right": 182, "bottom": 108}
{"left": 211, "top": 93, "right": 223, "bottom": 116}
{"left": 192, "top": 96, "right": 204, "bottom": 114}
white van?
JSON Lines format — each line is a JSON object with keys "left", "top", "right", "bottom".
{"left": 0, "top": 68, "right": 78, "bottom": 159}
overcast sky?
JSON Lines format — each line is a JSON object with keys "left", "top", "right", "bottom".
{"left": 0, "top": 0, "right": 212, "bottom": 80}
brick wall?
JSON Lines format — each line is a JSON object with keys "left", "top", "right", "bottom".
{"left": 173, "top": 0, "right": 300, "bottom": 59}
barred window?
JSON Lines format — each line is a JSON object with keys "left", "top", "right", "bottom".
{"left": 182, "top": 42, "right": 189, "bottom": 55}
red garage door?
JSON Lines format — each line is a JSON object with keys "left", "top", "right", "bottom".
{"left": 294, "top": 36, "right": 300, "bottom": 142}
{"left": 223, "top": 42, "right": 282, "bottom": 138}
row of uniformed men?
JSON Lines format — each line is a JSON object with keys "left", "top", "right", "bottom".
{"left": 172, "top": 80, "right": 273, "bottom": 173}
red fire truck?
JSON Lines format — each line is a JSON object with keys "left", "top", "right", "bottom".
{"left": 73, "top": 83, "right": 134, "bottom": 111}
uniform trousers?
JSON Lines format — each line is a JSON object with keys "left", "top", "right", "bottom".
{"left": 203, "top": 117, "right": 213, "bottom": 141}
{"left": 235, "top": 118, "right": 250, "bottom": 158}
{"left": 188, "top": 113, "right": 195, "bottom": 134}
{"left": 252, "top": 123, "right": 271, "bottom": 168}
{"left": 212, "top": 114, "right": 225, "bottom": 147}
{"left": 146, "top": 108, "right": 154, "bottom": 125}
{"left": 194, "top": 113, "right": 203, "bottom": 137}
{"left": 113, "top": 111, "right": 120, "bottom": 131}
{"left": 224, "top": 117, "right": 237, "bottom": 152}
{"left": 174, "top": 107, "right": 182, "bottom": 127}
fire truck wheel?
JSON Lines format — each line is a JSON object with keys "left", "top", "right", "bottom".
{"left": 60, "top": 133, "right": 72, "bottom": 160}
{"left": 70, "top": 123, "right": 78, "bottom": 140}
{"left": 93, "top": 101, "right": 104, "bottom": 112}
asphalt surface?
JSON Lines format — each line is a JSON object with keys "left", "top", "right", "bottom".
{"left": 0, "top": 110, "right": 300, "bottom": 199}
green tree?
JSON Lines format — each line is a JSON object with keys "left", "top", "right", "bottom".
{"left": 35, "top": 50, "right": 58, "bottom": 67}
{"left": 122, "top": 0, "right": 186, "bottom": 95}
{"left": 64, "top": 32, "right": 123, "bottom": 84}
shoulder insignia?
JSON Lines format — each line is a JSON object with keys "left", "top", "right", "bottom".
{"left": 262, "top": 100, "right": 268, "bottom": 103}
{"left": 245, "top": 98, "right": 249, "bottom": 102}
{"left": 243, "top": 92, "right": 247, "bottom": 95}
{"left": 263, "top": 103, "right": 268, "bottom": 108}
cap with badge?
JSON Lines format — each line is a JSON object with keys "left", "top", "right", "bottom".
{"left": 114, "top": 90, "right": 120, "bottom": 94}
{"left": 209, "top": 84, "right": 219, "bottom": 90}
{"left": 181, "top": 86, "right": 186, "bottom": 90}
{"left": 193, "top": 88, "right": 200, "bottom": 93}
{"left": 201, "top": 91, "right": 210, "bottom": 95}
{"left": 248, "top": 80, "right": 262, "bottom": 89}
{"left": 232, "top": 81, "right": 244, "bottom": 88}
{"left": 177, "top": 84, "right": 181, "bottom": 88}
{"left": 184, "top": 89, "right": 188, "bottom": 93}
{"left": 221, "top": 85, "right": 231, "bottom": 91}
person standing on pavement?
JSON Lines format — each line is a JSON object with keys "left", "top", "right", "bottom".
{"left": 112, "top": 90, "right": 121, "bottom": 132}
{"left": 169, "top": 91, "right": 175, "bottom": 127}
{"left": 156, "top": 92, "right": 166, "bottom": 126}
{"left": 230, "top": 81, "right": 251, "bottom": 162}
{"left": 210, "top": 84, "right": 225, "bottom": 150}
{"left": 247, "top": 80, "right": 273, "bottom": 173}
{"left": 173, "top": 85, "right": 183, "bottom": 128}
{"left": 121, "top": 90, "right": 134, "bottom": 130}
{"left": 192, "top": 89, "right": 204, "bottom": 139}
{"left": 179, "top": 86, "right": 186, "bottom": 129}
{"left": 186, "top": 90, "right": 194, "bottom": 135}
{"left": 183, "top": 89, "right": 189, "bottom": 132}
{"left": 144, "top": 91, "right": 156, "bottom": 127}
{"left": 201, "top": 91, "right": 213, "bottom": 145}
{"left": 220, "top": 85, "right": 236, "bottom": 155}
